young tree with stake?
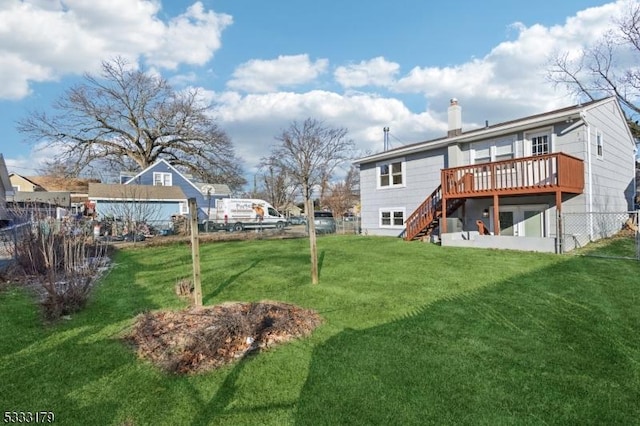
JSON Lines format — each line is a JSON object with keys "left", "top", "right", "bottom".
{"left": 264, "top": 118, "right": 353, "bottom": 284}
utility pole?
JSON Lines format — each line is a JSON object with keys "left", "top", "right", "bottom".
{"left": 383, "top": 127, "right": 390, "bottom": 151}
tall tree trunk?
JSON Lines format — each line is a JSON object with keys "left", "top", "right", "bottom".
{"left": 305, "top": 194, "right": 319, "bottom": 284}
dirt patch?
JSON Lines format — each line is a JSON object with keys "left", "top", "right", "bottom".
{"left": 125, "top": 301, "right": 323, "bottom": 374}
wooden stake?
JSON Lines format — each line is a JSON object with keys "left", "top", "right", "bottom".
{"left": 189, "top": 198, "right": 203, "bottom": 307}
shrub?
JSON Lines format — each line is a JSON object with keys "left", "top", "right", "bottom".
{"left": 8, "top": 204, "right": 109, "bottom": 320}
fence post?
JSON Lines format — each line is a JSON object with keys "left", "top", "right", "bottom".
{"left": 189, "top": 198, "right": 203, "bottom": 307}
{"left": 636, "top": 210, "right": 640, "bottom": 261}
{"left": 556, "top": 210, "right": 563, "bottom": 254}
{"left": 11, "top": 220, "right": 18, "bottom": 262}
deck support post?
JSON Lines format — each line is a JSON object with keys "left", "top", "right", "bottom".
{"left": 441, "top": 197, "right": 447, "bottom": 234}
{"left": 556, "top": 191, "right": 563, "bottom": 254}
{"left": 493, "top": 194, "right": 500, "bottom": 235}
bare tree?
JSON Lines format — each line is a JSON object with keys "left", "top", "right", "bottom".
{"left": 547, "top": 2, "right": 640, "bottom": 128}
{"left": 265, "top": 118, "right": 353, "bottom": 284}
{"left": 323, "top": 165, "right": 360, "bottom": 217}
{"left": 18, "top": 57, "right": 246, "bottom": 190}
{"left": 258, "top": 157, "right": 300, "bottom": 214}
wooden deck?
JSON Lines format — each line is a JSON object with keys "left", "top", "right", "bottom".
{"left": 404, "top": 153, "right": 584, "bottom": 241}
{"left": 441, "top": 152, "right": 584, "bottom": 198}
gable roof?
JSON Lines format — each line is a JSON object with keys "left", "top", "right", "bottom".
{"left": 124, "top": 159, "right": 231, "bottom": 195}
{"left": 354, "top": 97, "right": 629, "bottom": 165}
{"left": 0, "top": 154, "right": 12, "bottom": 193}
{"left": 9, "top": 173, "right": 44, "bottom": 191}
{"left": 89, "top": 183, "right": 187, "bottom": 201}
{"left": 23, "top": 175, "right": 100, "bottom": 193}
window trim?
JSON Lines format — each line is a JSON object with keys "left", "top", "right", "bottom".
{"left": 179, "top": 202, "right": 188, "bottom": 215}
{"left": 524, "top": 127, "right": 553, "bottom": 157}
{"left": 596, "top": 130, "right": 604, "bottom": 159}
{"left": 376, "top": 158, "right": 406, "bottom": 189}
{"left": 153, "top": 172, "right": 172, "bottom": 186}
{"left": 379, "top": 207, "right": 406, "bottom": 228}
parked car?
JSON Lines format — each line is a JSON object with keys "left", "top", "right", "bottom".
{"left": 342, "top": 212, "right": 357, "bottom": 222}
{"left": 288, "top": 215, "right": 307, "bottom": 225}
{"left": 310, "top": 211, "right": 336, "bottom": 234}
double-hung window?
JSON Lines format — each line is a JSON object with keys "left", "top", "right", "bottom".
{"left": 596, "top": 131, "right": 604, "bottom": 158}
{"left": 377, "top": 159, "right": 405, "bottom": 188}
{"left": 380, "top": 208, "right": 405, "bottom": 228}
{"left": 153, "top": 172, "right": 172, "bottom": 186}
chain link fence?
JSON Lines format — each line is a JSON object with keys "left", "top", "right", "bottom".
{"left": 562, "top": 211, "right": 639, "bottom": 260}
{"left": 0, "top": 221, "right": 32, "bottom": 262}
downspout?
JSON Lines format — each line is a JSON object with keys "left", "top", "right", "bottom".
{"left": 581, "top": 111, "right": 594, "bottom": 240}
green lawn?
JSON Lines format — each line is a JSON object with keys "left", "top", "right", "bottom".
{"left": 1, "top": 236, "right": 639, "bottom": 425}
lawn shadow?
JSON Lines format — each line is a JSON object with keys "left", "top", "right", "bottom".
{"left": 204, "top": 259, "right": 262, "bottom": 304}
{"left": 0, "top": 249, "right": 173, "bottom": 422}
{"left": 294, "top": 256, "right": 640, "bottom": 425}
{"left": 182, "top": 353, "right": 294, "bottom": 425}
{"left": 318, "top": 250, "right": 325, "bottom": 279}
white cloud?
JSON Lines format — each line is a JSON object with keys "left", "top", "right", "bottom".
{"left": 207, "top": 89, "right": 443, "bottom": 171}
{"left": 227, "top": 54, "right": 329, "bottom": 93}
{"left": 0, "top": 0, "right": 231, "bottom": 99}
{"left": 4, "top": 142, "right": 65, "bottom": 175}
{"left": 334, "top": 56, "right": 400, "bottom": 88}
{"left": 212, "top": 1, "right": 634, "bottom": 172}
{"left": 147, "top": 2, "right": 233, "bottom": 69}
{"left": 391, "top": 1, "right": 627, "bottom": 120}
{"left": 3, "top": 0, "right": 634, "bottom": 185}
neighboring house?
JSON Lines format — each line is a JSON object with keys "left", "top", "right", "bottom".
{"left": 0, "top": 154, "right": 12, "bottom": 224}
{"left": 7, "top": 192, "right": 72, "bottom": 220}
{"left": 121, "top": 159, "right": 231, "bottom": 221}
{"left": 10, "top": 173, "right": 100, "bottom": 214}
{"left": 354, "top": 97, "right": 637, "bottom": 253}
{"left": 281, "top": 204, "right": 303, "bottom": 217}
{"left": 88, "top": 183, "right": 187, "bottom": 228}
{"left": 9, "top": 173, "right": 43, "bottom": 192}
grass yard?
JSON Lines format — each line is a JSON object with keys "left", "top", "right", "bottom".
{"left": 1, "top": 235, "right": 639, "bottom": 425}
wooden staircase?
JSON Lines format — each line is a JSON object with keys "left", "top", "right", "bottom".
{"left": 403, "top": 185, "right": 465, "bottom": 241}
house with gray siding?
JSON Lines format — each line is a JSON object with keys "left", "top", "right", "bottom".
{"left": 354, "top": 97, "right": 637, "bottom": 252}
{"left": 0, "top": 154, "right": 12, "bottom": 224}
{"left": 121, "top": 159, "right": 231, "bottom": 221}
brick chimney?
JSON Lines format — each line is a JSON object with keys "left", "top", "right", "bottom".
{"left": 447, "top": 98, "right": 462, "bottom": 137}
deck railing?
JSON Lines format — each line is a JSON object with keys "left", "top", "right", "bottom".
{"left": 442, "top": 152, "right": 584, "bottom": 198}
{"left": 404, "top": 185, "right": 442, "bottom": 241}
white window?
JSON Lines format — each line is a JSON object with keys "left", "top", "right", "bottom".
{"left": 379, "top": 208, "right": 405, "bottom": 228}
{"left": 377, "top": 159, "right": 405, "bottom": 188}
{"left": 153, "top": 172, "right": 172, "bottom": 186}
{"left": 531, "top": 135, "right": 549, "bottom": 156}
{"left": 179, "top": 202, "right": 188, "bottom": 214}
{"left": 596, "top": 131, "right": 604, "bottom": 158}
{"left": 525, "top": 129, "right": 552, "bottom": 157}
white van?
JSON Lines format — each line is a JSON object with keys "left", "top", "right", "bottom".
{"left": 204, "top": 198, "right": 287, "bottom": 232}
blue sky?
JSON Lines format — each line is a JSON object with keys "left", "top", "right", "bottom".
{"left": 0, "top": 0, "right": 628, "bottom": 182}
